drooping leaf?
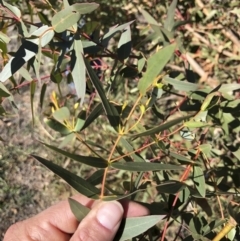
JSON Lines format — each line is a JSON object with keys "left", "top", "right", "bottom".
{"left": 84, "top": 58, "right": 120, "bottom": 128}
{"left": 111, "top": 162, "right": 184, "bottom": 171}
{"left": 120, "top": 138, "right": 145, "bottom": 162}
{"left": 39, "top": 83, "right": 47, "bottom": 109}
{"left": 81, "top": 103, "right": 103, "bottom": 130}
{"left": 86, "top": 169, "right": 105, "bottom": 186}
{"left": 31, "top": 155, "right": 100, "bottom": 199}
{"left": 138, "top": 43, "right": 176, "bottom": 95}
{"left": 157, "top": 181, "right": 187, "bottom": 194}
{"left": 70, "top": 36, "right": 86, "bottom": 105}
{"left": 163, "top": 76, "right": 198, "bottom": 92}
{"left": 30, "top": 80, "right": 36, "bottom": 126}
{"left": 131, "top": 113, "right": 194, "bottom": 139}
{"left": 115, "top": 215, "right": 165, "bottom": 241}
{"left": 164, "top": 0, "right": 178, "bottom": 31}
{"left": 193, "top": 166, "right": 205, "bottom": 198}
{"left": 42, "top": 142, "right": 108, "bottom": 168}
{"left": 117, "top": 26, "right": 132, "bottom": 61}
{"left": 68, "top": 198, "right": 90, "bottom": 222}
{"left": 0, "top": 82, "right": 11, "bottom": 97}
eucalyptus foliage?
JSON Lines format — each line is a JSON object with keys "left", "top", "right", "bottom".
{"left": 1, "top": 0, "right": 240, "bottom": 240}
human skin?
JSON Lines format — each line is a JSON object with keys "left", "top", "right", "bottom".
{"left": 4, "top": 194, "right": 149, "bottom": 241}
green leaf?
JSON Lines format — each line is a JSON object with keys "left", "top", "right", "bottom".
{"left": 51, "top": 6, "right": 81, "bottom": 33}
{"left": 131, "top": 113, "right": 194, "bottom": 139}
{"left": 59, "top": 133, "right": 76, "bottom": 148}
{"left": 44, "top": 118, "right": 71, "bottom": 135}
{"left": 156, "top": 181, "right": 186, "bottom": 194}
{"left": 164, "top": 0, "right": 178, "bottom": 31}
{"left": 68, "top": 198, "right": 90, "bottom": 222}
{"left": 170, "top": 152, "right": 194, "bottom": 164}
{"left": 115, "top": 215, "right": 165, "bottom": 241}
{"left": 86, "top": 169, "right": 105, "bottom": 186}
{"left": 18, "top": 67, "right": 32, "bottom": 81}
{"left": 139, "top": 8, "right": 159, "bottom": 25}
{"left": 30, "top": 81, "right": 36, "bottom": 126}
{"left": 31, "top": 155, "right": 100, "bottom": 199}
{"left": 0, "top": 26, "right": 54, "bottom": 83}
{"left": 0, "top": 32, "right": 10, "bottom": 44}
{"left": 1, "top": 0, "right": 21, "bottom": 18}
{"left": 101, "top": 20, "right": 135, "bottom": 47}
{"left": 184, "top": 121, "right": 210, "bottom": 128}
{"left": 42, "top": 142, "right": 108, "bottom": 168}
{"left": 120, "top": 138, "right": 145, "bottom": 162}
{"left": 52, "top": 107, "right": 70, "bottom": 124}
{"left": 71, "top": 36, "right": 86, "bottom": 105}
{"left": 71, "top": 3, "right": 99, "bottom": 14}
{"left": 193, "top": 166, "right": 205, "bottom": 198}
{"left": 81, "top": 103, "right": 103, "bottom": 130}
{"left": 84, "top": 58, "right": 120, "bottom": 128}
{"left": 138, "top": 43, "right": 176, "bottom": 95}
{"left": 117, "top": 26, "right": 132, "bottom": 60}
{"left": 40, "top": 83, "right": 47, "bottom": 109}
{"left": 0, "top": 82, "right": 11, "bottom": 97}
{"left": 219, "top": 83, "right": 240, "bottom": 93}
{"left": 111, "top": 162, "right": 184, "bottom": 171}
{"left": 163, "top": 76, "right": 198, "bottom": 92}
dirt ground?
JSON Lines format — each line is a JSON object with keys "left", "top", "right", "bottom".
{"left": 0, "top": 85, "right": 76, "bottom": 238}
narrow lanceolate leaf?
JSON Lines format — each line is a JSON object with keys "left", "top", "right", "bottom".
{"left": 193, "top": 166, "right": 205, "bottom": 197}
{"left": 42, "top": 142, "right": 108, "bottom": 168}
{"left": 131, "top": 113, "right": 194, "bottom": 139}
{"left": 117, "top": 26, "right": 131, "bottom": 61}
{"left": 114, "top": 215, "right": 165, "bottom": 241}
{"left": 51, "top": 6, "right": 81, "bottom": 33}
{"left": 32, "top": 155, "right": 100, "bottom": 199}
{"left": 139, "top": 8, "right": 159, "bottom": 25}
{"left": 111, "top": 162, "right": 184, "bottom": 171}
{"left": 71, "top": 37, "right": 86, "bottom": 105}
{"left": 30, "top": 81, "right": 36, "bottom": 126}
{"left": 0, "top": 26, "right": 54, "bottom": 82}
{"left": 68, "top": 198, "right": 90, "bottom": 222}
{"left": 164, "top": 0, "right": 178, "bottom": 31}
{"left": 84, "top": 58, "right": 120, "bottom": 128}
{"left": 163, "top": 76, "right": 198, "bottom": 92}
{"left": 40, "top": 83, "right": 47, "bottom": 109}
{"left": 138, "top": 43, "right": 176, "bottom": 95}
{"left": 0, "top": 82, "right": 11, "bottom": 97}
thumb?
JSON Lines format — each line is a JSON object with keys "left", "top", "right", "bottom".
{"left": 70, "top": 201, "right": 123, "bottom": 241}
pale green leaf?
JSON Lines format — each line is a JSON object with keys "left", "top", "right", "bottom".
{"left": 163, "top": 76, "right": 198, "bottom": 92}
{"left": 115, "top": 215, "right": 165, "bottom": 241}
{"left": 138, "top": 43, "right": 176, "bottom": 95}
{"left": 71, "top": 37, "right": 86, "bottom": 105}
{"left": 51, "top": 6, "right": 81, "bottom": 33}
{"left": 53, "top": 107, "right": 70, "bottom": 124}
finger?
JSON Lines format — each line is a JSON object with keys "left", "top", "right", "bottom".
{"left": 3, "top": 220, "right": 71, "bottom": 241}
{"left": 70, "top": 201, "right": 123, "bottom": 241}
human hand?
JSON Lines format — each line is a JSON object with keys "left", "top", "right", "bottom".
{"left": 4, "top": 194, "right": 149, "bottom": 241}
